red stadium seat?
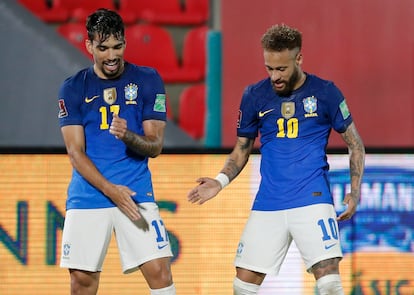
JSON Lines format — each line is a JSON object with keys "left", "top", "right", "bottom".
{"left": 57, "top": 23, "right": 91, "bottom": 59}
{"left": 180, "top": 26, "right": 208, "bottom": 82}
{"left": 116, "top": 0, "right": 146, "bottom": 24}
{"left": 52, "top": 0, "right": 116, "bottom": 23}
{"left": 118, "top": 0, "right": 208, "bottom": 25}
{"left": 180, "top": 0, "right": 209, "bottom": 25}
{"left": 138, "top": 0, "right": 183, "bottom": 25}
{"left": 18, "top": 0, "right": 69, "bottom": 23}
{"left": 124, "top": 24, "right": 185, "bottom": 83}
{"left": 178, "top": 84, "right": 206, "bottom": 140}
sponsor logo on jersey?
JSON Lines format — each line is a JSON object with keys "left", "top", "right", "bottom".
{"left": 324, "top": 243, "right": 337, "bottom": 250}
{"left": 103, "top": 88, "right": 117, "bottom": 105}
{"left": 281, "top": 102, "right": 295, "bottom": 119}
{"left": 157, "top": 243, "right": 169, "bottom": 250}
{"left": 258, "top": 109, "right": 274, "bottom": 117}
{"left": 125, "top": 83, "right": 138, "bottom": 105}
{"left": 237, "top": 110, "right": 242, "bottom": 128}
{"left": 303, "top": 96, "right": 318, "bottom": 118}
{"left": 58, "top": 99, "right": 68, "bottom": 118}
{"left": 84, "top": 95, "right": 100, "bottom": 103}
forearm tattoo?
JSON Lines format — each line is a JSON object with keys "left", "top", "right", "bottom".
{"left": 224, "top": 158, "right": 241, "bottom": 180}
{"left": 342, "top": 125, "right": 365, "bottom": 201}
{"left": 222, "top": 138, "right": 254, "bottom": 181}
{"left": 123, "top": 130, "right": 161, "bottom": 158}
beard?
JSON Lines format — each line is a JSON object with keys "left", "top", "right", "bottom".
{"left": 272, "top": 67, "right": 300, "bottom": 97}
{"left": 100, "top": 59, "right": 124, "bottom": 79}
{"left": 102, "top": 70, "right": 119, "bottom": 79}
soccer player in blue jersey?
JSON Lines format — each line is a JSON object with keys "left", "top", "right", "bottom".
{"left": 57, "top": 9, "right": 175, "bottom": 295}
{"left": 188, "top": 24, "right": 365, "bottom": 294}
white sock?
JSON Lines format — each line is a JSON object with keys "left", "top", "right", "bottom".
{"left": 316, "top": 274, "right": 344, "bottom": 295}
{"left": 150, "top": 283, "right": 176, "bottom": 295}
{"left": 233, "top": 277, "right": 260, "bottom": 295}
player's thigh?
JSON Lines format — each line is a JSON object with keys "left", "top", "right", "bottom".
{"left": 60, "top": 208, "right": 114, "bottom": 272}
{"left": 234, "top": 210, "right": 292, "bottom": 276}
{"left": 113, "top": 202, "right": 173, "bottom": 274}
{"left": 288, "top": 204, "right": 343, "bottom": 272}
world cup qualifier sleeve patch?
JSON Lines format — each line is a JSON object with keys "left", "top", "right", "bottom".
{"left": 58, "top": 99, "right": 68, "bottom": 118}
{"left": 339, "top": 100, "right": 350, "bottom": 119}
{"left": 154, "top": 94, "right": 166, "bottom": 112}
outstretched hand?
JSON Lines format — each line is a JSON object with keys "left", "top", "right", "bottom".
{"left": 337, "top": 192, "right": 359, "bottom": 221}
{"left": 187, "top": 177, "right": 222, "bottom": 205}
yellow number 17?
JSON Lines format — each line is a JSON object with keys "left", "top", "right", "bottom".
{"left": 99, "top": 105, "right": 120, "bottom": 129}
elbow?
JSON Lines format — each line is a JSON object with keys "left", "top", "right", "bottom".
{"left": 149, "top": 138, "right": 164, "bottom": 158}
{"left": 66, "top": 147, "right": 84, "bottom": 168}
{"left": 357, "top": 139, "right": 366, "bottom": 157}
{"left": 149, "top": 146, "right": 163, "bottom": 158}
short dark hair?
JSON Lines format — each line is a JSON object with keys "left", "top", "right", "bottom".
{"left": 86, "top": 8, "right": 125, "bottom": 43}
{"left": 261, "top": 24, "right": 302, "bottom": 52}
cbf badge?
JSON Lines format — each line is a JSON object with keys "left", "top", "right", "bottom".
{"left": 303, "top": 96, "right": 318, "bottom": 118}
{"left": 125, "top": 83, "right": 138, "bottom": 105}
{"left": 103, "top": 88, "right": 117, "bottom": 105}
{"left": 281, "top": 102, "right": 295, "bottom": 119}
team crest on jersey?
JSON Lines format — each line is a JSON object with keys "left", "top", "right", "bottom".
{"left": 103, "top": 88, "right": 117, "bottom": 105}
{"left": 125, "top": 83, "right": 138, "bottom": 105}
{"left": 303, "top": 96, "right": 318, "bottom": 118}
{"left": 281, "top": 102, "right": 295, "bottom": 119}
{"left": 62, "top": 242, "right": 71, "bottom": 258}
{"left": 236, "top": 242, "right": 244, "bottom": 256}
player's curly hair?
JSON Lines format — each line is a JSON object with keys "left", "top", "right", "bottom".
{"left": 86, "top": 8, "right": 125, "bottom": 43}
{"left": 261, "top": 24, "right": 302, "bottom": 52}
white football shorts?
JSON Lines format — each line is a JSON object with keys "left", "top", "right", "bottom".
{"left": 60, "top": 202, "right": 173, "bottom": 274}
{"left": 234, "top": 203, "right": 343, "bottom": 275}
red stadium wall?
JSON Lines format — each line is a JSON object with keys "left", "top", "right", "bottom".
{"left": 220, "top": 0, "right": 414, "bottom": 148}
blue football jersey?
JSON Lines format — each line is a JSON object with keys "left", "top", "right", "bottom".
{"left": 237, "top": 73, "right": 353, "bottom": 211}
{"left": 58, "top": 63, "right": 167, "bottom": 210}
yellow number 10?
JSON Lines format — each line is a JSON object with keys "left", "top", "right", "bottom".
{"left": 276, "top": 118, "right": 298, "bottom": 138}
{"left": 99, "top": 105, "right": 120, "bottom": 129}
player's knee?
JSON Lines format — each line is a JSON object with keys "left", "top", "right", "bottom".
{"left": 69, "top": 269, "right": 99, "bottom": 293}
{"left": 316, "top": 274, "right": 344, "bottom": 295}
{"left": 233, "top": 277, "right": 260, "bottom": 295}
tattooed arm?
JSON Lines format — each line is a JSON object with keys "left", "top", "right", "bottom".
{"left": 337, "top": 122, "right": 365, "bottom": 221}
{"left": 110, "top": 113, "right": 165, "bottom": 158}
{"left": 187, "top": 137, "right": 255, "bottom": 205}
{"left": 220, "top": 137, "right": 255, "bottom": 182}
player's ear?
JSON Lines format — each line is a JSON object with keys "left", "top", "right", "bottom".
{"left": 296, "top": 52, "right": 303, "bottom": 66}
{"left": 85, "top": 39, "right": 93, "bottom": 55}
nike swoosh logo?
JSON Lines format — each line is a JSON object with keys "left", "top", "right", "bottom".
{"left": 258, "top": 109, "right": 274, "bottom": 117}
{"left": 158, "top": 244, "right": 169, "bottom": 250}
{"left": 84, "top": 95, "right": 100, "bottom": 103}
{"left": 324, "top": 243, "right": 337, "bottom": 250}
